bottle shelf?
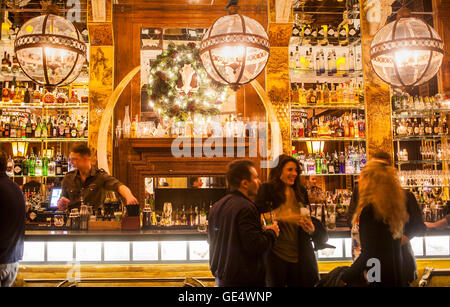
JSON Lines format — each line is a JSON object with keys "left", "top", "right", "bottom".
{"left": 394, "top": 135, "right": 448, "bottom": 141}
{"left": 396, "top": 160, "right": 450, "bottom": 165}
{"left": 292, "top": 137, "right": 366, "bottom": 142}
{"left": 0, "top": 102, "right": 89, "bottom": 109}
{"left": 10, "top": 175, "right": 65, "bottom": 178}
{"left": 300, "top": 173, "right": 360, "bottom": 176}
{"left": 293, "top": 37, "right": 362, "bottom": 49}
{"left": 0, "top": 70, "right": 89, "bottom": 84}
{"left": 392, "top": 109, "right": 450, "bottom": 118}
{"left": 290, "top": 69, "right": 363, "bottom": 83}
{"left": 0, "top": 138, "right": 88, "bottom": 142}
{"left": 402, "top": 185, "right": 449, "bottom": 189}
{"left": 292, "top": 103, "right": 364, "bottom": 110}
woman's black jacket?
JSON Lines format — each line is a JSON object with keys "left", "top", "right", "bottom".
{"left": 255, "top": 182, "right": 329, "bottom": 281}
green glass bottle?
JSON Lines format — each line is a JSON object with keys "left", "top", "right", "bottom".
{"left": 29, "top": 154, "right": 36, "bottom": 176}
{"left": 315, "top": 154, "right": 321, "bottom": 174}
{"left": 42, "top": 156, "right": 48, "bottom": 176}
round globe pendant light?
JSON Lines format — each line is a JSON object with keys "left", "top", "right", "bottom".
{"left": 370, "top": 6, "right": 444, "bottom": 90}
{"left": 14, "top": 9, "right": 87, "bottom": 91}
{"left": 199, "top": 3, "right": 270, "bottom": 91}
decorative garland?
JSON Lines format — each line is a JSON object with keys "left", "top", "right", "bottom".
{"left": 147, "top": 42, "right": 229, "bottom": 120}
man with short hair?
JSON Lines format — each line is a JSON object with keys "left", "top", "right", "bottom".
{"left": 0, "top": 151, "right": 25, "bottom": 287}
{"left": 58, "top": 144, "right": 138, "bottom": 211}
{"left": 208, "top": 160, "right": 280, "bottom": 287}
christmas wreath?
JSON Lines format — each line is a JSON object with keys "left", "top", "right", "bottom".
{"left": 147, "top": 42, "right": 229, "bottom": 120}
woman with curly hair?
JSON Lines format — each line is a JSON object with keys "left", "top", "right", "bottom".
{"left": 341, "top": 159, "right": 409, "bottom": 287}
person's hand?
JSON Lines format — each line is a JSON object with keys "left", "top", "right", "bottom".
{"left": 401, "top": 235, "right": 409, "bottom": 245}
{"left": 125, "top": 194, "right": 139, "bottom": 205}
{"left": 337, "top": 279, "right": 347, "bottom": 287}
{"left": 265, "top": 221, "right": 280, "bottom": 237}
{"left": 298, "top": 215, "right": 315, "bottom": 235}
{"left": 57, "top": 197, "right": 70, "bottom": 211}
{"left": 425, "top": 222, "right": 436, "bottom": 229}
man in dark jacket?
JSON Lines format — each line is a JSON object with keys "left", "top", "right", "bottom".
{"left": 208, "top": 160, "right": 280, "bottom": 287}
{"left": 0, "top": 151, "right": 26, "bottom": 287}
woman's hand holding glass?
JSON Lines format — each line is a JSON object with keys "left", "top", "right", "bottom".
{"left": 298, "top": 214, "right": 315, "bottom": 235}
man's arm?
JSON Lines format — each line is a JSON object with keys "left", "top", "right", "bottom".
{"left": 238, "top": 206, "right": 278, "bottom": 256}
{"left": 101, "top": 171, "right": 138, "bottom": 205}
{"left": 118, "top": 184, "right": 138, "bottom": 205}
{"left": 425, "top": 215, "right": 449, "bottom": 229}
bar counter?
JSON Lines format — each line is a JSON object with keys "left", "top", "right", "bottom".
{"left": 21, "top": 227, "right": 450, "bottom": 265}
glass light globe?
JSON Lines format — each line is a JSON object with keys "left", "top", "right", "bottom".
{"left": 370, "top": 10, "right": 444, "bottom": 88}
{"left": 200, "top": 13, "right": 270, "bottom": 90}
{"left": 14, "top": 14, "right": 87, "bottom": 90}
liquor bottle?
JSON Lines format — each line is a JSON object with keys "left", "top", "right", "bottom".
{"left": 80, "top": 86, "right": 88, "bottom": 103}
{"left": 330, "top": 84, "right": 338, "bottom": 103}
{"left": 327, "top": 24, "right": 338, "bottom": 46}
{"left": 323, "top": 83, "right": 330, "bottom": 104}
{"left": 336, "top": 118, "right": 344, "bottom": 137}
{"left": 52, "top": 118, "right": 58, "bottom": 138}
{"left": 35, "top": 117, "right": 42, "bottom": 138}
{"left": 327, "top": 153, "right": 335, "bottom": 174}
{"left": 298, "top": 83, "right": 307, "bottom": 104}
{"left": 71, "top": 123, "right": 78, "bottom": 138}
{"left": 317, "top": 82, "right": 324, "bottom": 104}
{"left": 131, "top": 115, "right": 137, "bottom": 138}
{"left": 68, "top": 87, "right": 80, "bottom": 104}
{"left": 10, "top": 118, "right": 17, "bottom": 138}
{"left": 84, "top": 120, "right": 89, "bottom": 138}
{"left": 24, "top": 83, "right": 31, "bottom": 103}
{"left": 315, "top": 154, "right": 322, "bottom": 174}
{"left": 33, "top": 85, "right": 41, "bottom": 103}
{"left": 2, "top": 81, "right": 10, "bottom": 102}
{"left": 28, "top": 154, "right": 36, "bottom": 176}
{"left": 338, "top": 24, "right": 348, "bottom": 46}
{"left": 22, "top": 157, "right": 29, "bottom": 176}
{"left": 123, "top": 105, "right": 131, "bottom": 138}
{"left": 318, "top": 24, "right": 327, "bottom": 46}
{"left": 348, "top": 19, "right": 358, "bottom": 44}
{"left": 56, "top": 92, "right": 68, "bottom": 104}
{"left": 6, "top": 156, "right": 14, "bottom": 176}
{"left": 42, "top": 156, "right": 48, "bottom": 176}
{"left": 337, "top": 83, "right": 344, "bottom": 103}
{"left": 339, "top": 152, "right": 346, "bottom": 174}
{"left": 327, "top": 52, "right": 333, "bottom": 76}
{"left": 11, "top": 55, "right": 20, "bottom": 73}
{"left": 312, "top": 119, "right": 318, "bottom": 138}
{"left": 58, "top": 118, "right": 64, "bottom": 137}
{"left": 289, "top": 51, "right": 295, "bottom": 69}
{"left": 47, "top": 158, "right": 56, "bottom": 176}
{"left": 55, "top": 154, "right": 62, "bottom": 176}
{"left": 6, "top": 54, "right": 11, "bottom": 73}
{"left": 292, "top": 24, "right": 301, "bottom": 37}
{"left": 333, "top": 151, "right": 339, "bottom": 173}
{"left": 349, "top": 116, "right": 355, "bottom": 138}
{"left": 315, "top": 51, "right": 321, "bottom": 76}
{"left": 61, "top": 155, "right": 68, "bottom": 174}
{"left": 319, "top": 50, "right": 326, "bottom": 75}
{"left": 294, "top": 46, "right": 301, "bottom": 69}
{"left": 35, "top": 155, "right": 42, "bottom": 176}
{"left": 42, "top": 118, "right": 48, "bottom": 138}
{"left": 310, "top": 26, "right": 318, "bottom": 46}
{"left": 303, "top": 24, "right": 312, "bottom": 44}
{"left": 307, "top": 86, "right": 317, "bottom": 104}
{"left": 1, "top": 52, "right": 8, "bottom": 72}
{"left": 65, "top": 118, "right": 71, "bottom": 138}
{"left": 349, "top": 48, "right": 355, "bottom": 73}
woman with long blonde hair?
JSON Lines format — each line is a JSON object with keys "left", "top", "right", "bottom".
{"left": 341, "top": 159, "right": 409, "bottom": 286}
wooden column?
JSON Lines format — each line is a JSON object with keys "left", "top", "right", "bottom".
{"left": 266, "top": 0, "right": 293, "bottom": 155}
{"left": 434, "top": 0, "right": 450, "bottom": 94}
{"left": 359, "top": 0, "right": 394, "bottom": 161}
{"left": 87, "top": 0, "right": 114, "bottom": 172}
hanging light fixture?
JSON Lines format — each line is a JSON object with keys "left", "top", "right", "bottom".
{"left": 199, "top": 1, "right": 270, "bottom": 91}
{"left": 370, "top": 5, "right": 444, "bottom": 90}
{"left": 13, "top": 3, "right": 87, "bottom": 91}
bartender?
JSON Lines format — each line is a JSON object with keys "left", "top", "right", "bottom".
{"left": 57, "top": 144, "right": 138, "bottom": 211}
